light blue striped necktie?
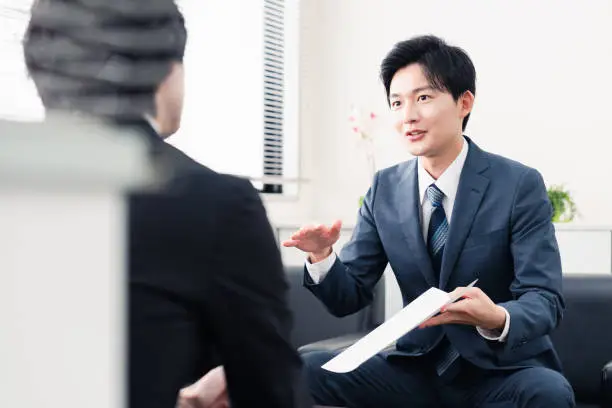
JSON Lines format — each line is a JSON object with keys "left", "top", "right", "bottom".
{"left": 425, "top": 184, "right": 461, "bottom": 379}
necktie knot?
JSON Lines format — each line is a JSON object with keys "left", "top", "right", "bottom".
{"left": 426, "top": 184, "right": 445, "bottom": 208}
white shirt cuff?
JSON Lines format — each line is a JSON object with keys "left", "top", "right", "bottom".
{"left": 304, "top": 252, "right": 337, "bottom": 284}
{"left": 476, "top": 307, "right": 510, "bottom": 342}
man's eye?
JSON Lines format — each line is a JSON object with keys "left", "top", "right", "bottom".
{"left": 417, "top": 95, "right": 431, "bottom": 102}
{"left": 391, "top": 100, "right": 401, "bottom": 108}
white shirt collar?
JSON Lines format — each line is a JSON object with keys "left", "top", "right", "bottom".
{"left": 418, "top": 137, "right": 469, "bottom": 205}
{"left": 144, "top": 114, "right": 161, "bottom": 135}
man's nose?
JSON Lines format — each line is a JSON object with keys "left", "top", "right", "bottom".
{"left": 402, "top": 103, "right": 418, "bottom": 124}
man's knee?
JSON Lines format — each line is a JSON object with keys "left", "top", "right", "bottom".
{"left": 301, "top": 350, "right": 335, "bottom": 377}
{"left": 301, "top": 350, "right": 340, "bottom": 389}
{"left": 524, "top": 368, "right": 575, "bottom": 407}
{"left": 300, "top": 351, "right": 339, "bottom": 404}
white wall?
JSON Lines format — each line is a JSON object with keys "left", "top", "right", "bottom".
{"left": 267, "top": 0, "right": 612, "bottom": 227}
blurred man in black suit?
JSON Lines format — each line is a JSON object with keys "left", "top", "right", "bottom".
{"left": 23, "top": 1, "right": 307, "bottom": 407}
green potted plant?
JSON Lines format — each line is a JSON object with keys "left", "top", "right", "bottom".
{"left": 547, "top": 185, "right": 576, "bottom": 223}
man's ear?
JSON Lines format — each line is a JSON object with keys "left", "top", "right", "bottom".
{"left": 460, "top": 90, "right": 475, "bottom": 118}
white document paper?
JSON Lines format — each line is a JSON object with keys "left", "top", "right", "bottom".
{"left": 322, "top": 280, "right": 478, "bottom": 373}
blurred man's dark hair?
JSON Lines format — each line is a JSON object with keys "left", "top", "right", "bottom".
{"left": 23, "top": 0, "right": 187, "bottom": 121}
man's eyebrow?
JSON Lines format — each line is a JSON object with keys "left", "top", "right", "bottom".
{"left": 389, "top": 86, "right": 435, "bottom": 99}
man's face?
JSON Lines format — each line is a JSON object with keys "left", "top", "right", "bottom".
{"left": 389, "top": 63, "right": 472, "bottom": 158}
{"left": 155, "top": 62, "right": 185, "bottom": 138}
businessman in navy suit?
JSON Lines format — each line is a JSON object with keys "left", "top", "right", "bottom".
{"left": 283, "top": 35, "right": 575, "bottom": 407}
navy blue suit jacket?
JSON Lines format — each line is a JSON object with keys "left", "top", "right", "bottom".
{"left": 305, "top": 137, "right": 564, "bottom": 371}
{"left": 128, "top": 122, "right": 309, "bottom": 408}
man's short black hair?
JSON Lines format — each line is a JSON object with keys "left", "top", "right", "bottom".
{"left": 380, "top": 35, "right": 476, "bottom": 131}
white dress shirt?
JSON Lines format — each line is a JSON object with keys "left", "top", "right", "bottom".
{"left": 306, "top": 138, "right": 510, "bottom": 342}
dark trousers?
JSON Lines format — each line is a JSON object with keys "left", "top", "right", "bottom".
{"left": 302, "top": 350, "right": 575, "bottom": 408}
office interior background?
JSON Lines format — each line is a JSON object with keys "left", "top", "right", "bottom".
{"left": 1, "top": 0, "right": 611, "bottom": 407}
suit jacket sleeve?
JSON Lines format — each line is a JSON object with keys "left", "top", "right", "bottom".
{"left": 498, "top": 168, "right": 565, "bottom": 349}
{"left": 304, "top": 171, "right": 388, "bottom": 317}
{"left": 202, "top": 178, "right": 308, "bottom": 408}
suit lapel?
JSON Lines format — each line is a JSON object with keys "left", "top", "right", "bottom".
{"left": 439, "top": 139, "right": 490, "bottom": 290}
{"left": 396, "top": 160, "right": 437, "bottom": 286}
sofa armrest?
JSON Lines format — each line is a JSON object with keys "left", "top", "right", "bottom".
{"left": 603, "top": 360, "right": 612, "bottom": 408}
{"left": 298, "top": 332, "right": 366, "bottom": 355}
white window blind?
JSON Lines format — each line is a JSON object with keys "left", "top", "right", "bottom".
{"left": 262, "top": 0, "right": 284, "bottom": 193}
{"left": 172, "top": 0, "right": 299, "bottom": 195}
{"left": 0, "top": 0, "right": 44, "bottom": 122}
